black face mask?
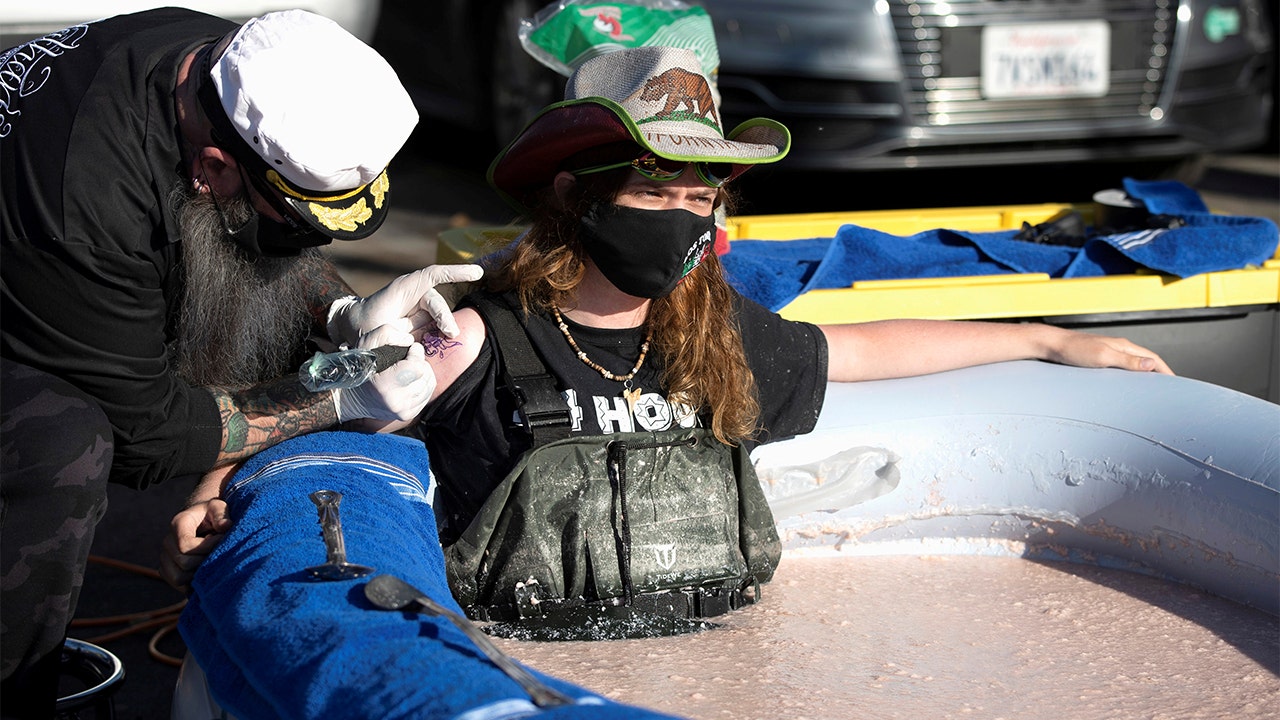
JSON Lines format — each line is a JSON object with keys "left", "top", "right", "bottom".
{"left": 223, "top": 211, "right": 330, "bottom": 258}
{"left": 209, "top": 187, "right": 330, "bottom": 258}
{"left": 578, "top": 203, "right": 715, "bottom": 299}
{"left": 204, "top": 158, "right": 332, "bottom": 257}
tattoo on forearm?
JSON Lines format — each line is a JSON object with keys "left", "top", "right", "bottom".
{"left": 422, "top": 332, "right": 461, "bottom": 358}
{"left": 211, "top": 376, "right": 339, "bottom": 463}
{"left": 224, "top": 413, "right": 250, "bottom": 454}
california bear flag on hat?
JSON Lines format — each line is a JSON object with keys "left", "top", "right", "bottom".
{"left": 489, "top": 46, "right": 789, "bottom": 211}
{"left": 202, "top": 10, "right": 418, "bottom": 240}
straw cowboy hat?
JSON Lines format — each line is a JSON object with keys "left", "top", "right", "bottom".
{"left": 488, "top": 46, "right": 790, "bottom": 211}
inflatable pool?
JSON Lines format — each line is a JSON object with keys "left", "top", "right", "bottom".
{"left": 754, "top": 361, "right": 1279, "bottom": 616}
{"left": 172, "top": 361, "right": 1279, "bottom": 719}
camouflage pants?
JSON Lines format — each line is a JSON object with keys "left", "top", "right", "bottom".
{"left": 1, "top": 358, "right": 112, "bottom": 718}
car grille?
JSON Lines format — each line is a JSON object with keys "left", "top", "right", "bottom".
{"left": 888, "top": 0, "right": 1176, "bottom": 126}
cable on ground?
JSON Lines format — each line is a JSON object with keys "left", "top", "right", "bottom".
{"left": 70, "top": 555, "right": 187, "bottom": 668}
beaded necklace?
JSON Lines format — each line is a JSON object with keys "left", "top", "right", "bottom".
{"left": 552, "top": 306, "right": 652, "bottom": 410}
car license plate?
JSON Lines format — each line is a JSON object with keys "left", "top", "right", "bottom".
{"left": 981, "top": 21, "right": 1110, "bottom": 99}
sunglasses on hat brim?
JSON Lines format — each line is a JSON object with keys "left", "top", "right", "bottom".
{"left": 572, "top": 152, "right": 733, "bottom": 188}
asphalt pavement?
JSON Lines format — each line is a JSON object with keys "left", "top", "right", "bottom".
{"left": 69, "top": 148, "right": 1277, "bottom": 719}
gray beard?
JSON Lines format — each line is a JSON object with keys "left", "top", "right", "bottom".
{"left": 170, "top": 183, "right": 325, "bottom": 388}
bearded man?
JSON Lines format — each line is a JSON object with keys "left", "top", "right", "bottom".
{"left": 0, "top": 9, "right": 478, "bottom": 716}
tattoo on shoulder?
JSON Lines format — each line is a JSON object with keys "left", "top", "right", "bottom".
{"left": 421, "top": 332, "right": 462, "bottom": 358}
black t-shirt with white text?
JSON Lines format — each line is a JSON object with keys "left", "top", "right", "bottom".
{"left": 1, "top": 9, "right": 234, "bottom": 489}
{"left": 420, "top": 289, "right": 828, "bottom": 540}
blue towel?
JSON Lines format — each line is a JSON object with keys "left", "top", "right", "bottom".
{"left": 723, "top": 179, "right": 1279, "bottom": 312}
{"left": 179, "top": 431, "right": 682, "bottom": 720}
{"left": 1124, "top": 177, "right": 1208, "bottom": 214}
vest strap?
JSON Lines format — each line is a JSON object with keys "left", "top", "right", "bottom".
{"left": 470, "top": 295, "right": 572, "bottom": 446}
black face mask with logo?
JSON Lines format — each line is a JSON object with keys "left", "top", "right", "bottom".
{"left": 578, "top": 203, "right": 715, "bottom": 299}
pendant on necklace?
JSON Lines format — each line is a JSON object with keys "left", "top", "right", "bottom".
{"left": 552, "top": 306, "right": 652, "bottom": 414}
{"left": 623, "top": 384, "right": 642, "bottom": 413}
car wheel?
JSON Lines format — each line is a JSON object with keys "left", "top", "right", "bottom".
{"left": 488, "top": 0, "right": 563, "bottom": 148}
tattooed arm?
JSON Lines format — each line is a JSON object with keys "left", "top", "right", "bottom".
{"left": 210, "top": 376, "right": 339, "bottom": 465}
{"left": 213, "top": 296, "right": 484, "bottom": 450}
{"left": 422, "top": 311, "right": 480, "bottom": 402}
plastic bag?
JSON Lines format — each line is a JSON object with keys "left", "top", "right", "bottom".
{"left": 519, "top": 0, "right": 720, "bottom": 89}
{"left": 298, "top": 348, "right": 379, "bottom": 392}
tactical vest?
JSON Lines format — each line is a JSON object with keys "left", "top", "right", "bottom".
{"left": 442, "top": 295, "right": 782, "bottom": 623}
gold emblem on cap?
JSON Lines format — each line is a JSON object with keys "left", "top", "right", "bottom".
{"left": 309, "top": 199, "right": 372, "bottom": 232}
{"left": 370, "top": 170, "right": 389, "bottom": 209}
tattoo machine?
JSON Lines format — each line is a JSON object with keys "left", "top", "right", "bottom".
{"left": 298, "top": 345, "right": 410, "bottom": 392}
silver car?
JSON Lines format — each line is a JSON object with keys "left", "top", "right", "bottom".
{"left": 694, "top": 0, "right": 1274, "bottom": 171}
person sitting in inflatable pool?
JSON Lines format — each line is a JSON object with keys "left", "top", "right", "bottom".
{"left": 369, "top": 46, "right": 1171, "bottom": 624}
{"left": 162, "top": 43, "right": 1177, "bottom": 719}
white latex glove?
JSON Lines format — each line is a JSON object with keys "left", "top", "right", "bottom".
{"left": 331, "top": 325, "right": 435, "bottom": 423}
{"left": 327, "top": 264, "right": 484, "bottom": 347}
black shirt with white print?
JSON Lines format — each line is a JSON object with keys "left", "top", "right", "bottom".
{"left": 1, "top": 9, "right": 237, "bottom": 489}
{"left": 419, "top": 289, "right": 829, "bottom": 542}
